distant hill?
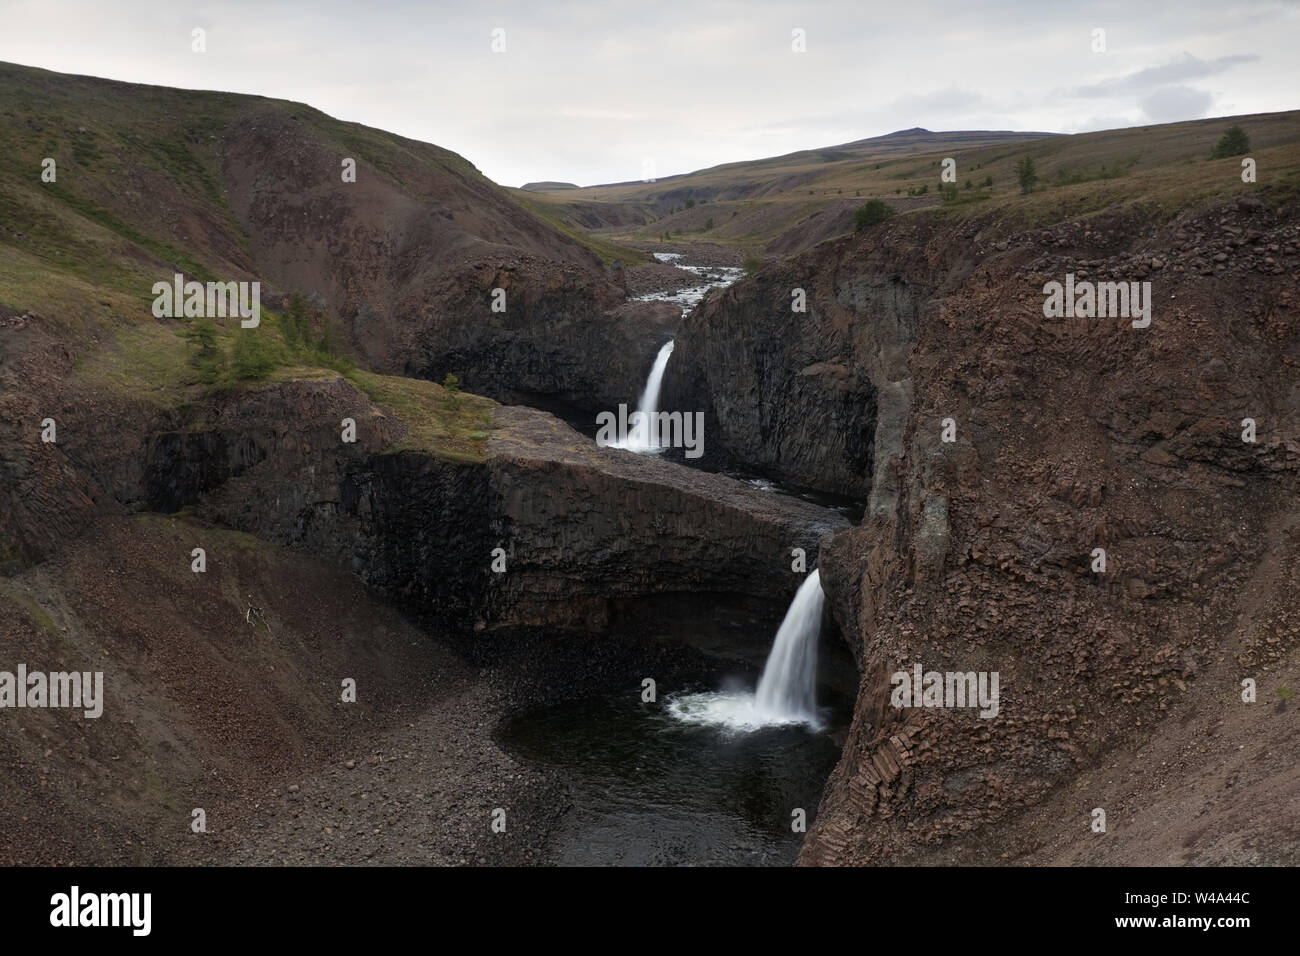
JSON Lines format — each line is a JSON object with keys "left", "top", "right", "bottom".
{"left": 577, "top": 128, "right": 1062, "bottom": 191}
{"left": 833, "top": 126, "right": 1061, "bottom": 153}
{"left": 507, "top": 126, "right": 1066, "bottom": 247}
{"left": 514, "top": 114, "right": 1300, "bottom": 254}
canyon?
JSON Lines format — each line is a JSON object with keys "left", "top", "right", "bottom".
{"left": 1, "top": 60, "right": 1298, "bottom": 866}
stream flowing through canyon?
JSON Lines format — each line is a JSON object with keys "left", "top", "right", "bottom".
{"left": 500, "top": 251, "right": 848, "bottom": 865}
{"left": 613, "top": 252, "right": 743, "bottom": 454}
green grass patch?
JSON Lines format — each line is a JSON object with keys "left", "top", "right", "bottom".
{"left": 74, "top": 320, "right": 195, "bottom": 404}
{"left": 71, "top": 128, "right": 102, "bottom": 167}
{"left": 513, "top": 192, "right": 649, "bottom": 267}
{"left": 1051, "top": 159, "right": 1135, "bottom": 186}
{"left": 345, "top": 369, "right": 497, "bottom": 463}
{"left": 146, "top": 133, "right": 225, "bottom": 205}
{"left": 42, "top": 183, "right": 215, "bottom": 280}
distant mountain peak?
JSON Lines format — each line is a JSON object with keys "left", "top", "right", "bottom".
{"left": 887, "top": 127, "right": 932, "bottom": 135}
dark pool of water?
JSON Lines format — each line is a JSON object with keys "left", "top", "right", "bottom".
{"left": 499, "top": 672, "right": 848, "bottom": 866}
{"left": 722, "top": 471, "right": 865, "bottom": 521}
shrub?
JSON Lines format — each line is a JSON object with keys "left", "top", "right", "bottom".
{"left": 279, "top": 293, "right": 307, "bottom": 348}
{"left": 183, "top": 318, "right": 224, "bottom": 383}
{"left": 854, "top": 199, "right": 894, "bottom": 231}
{"left": 1015, "top": 156, "right": 1038, "bottom": 194}
{"left": 1210, "top": 125, "right": 1250, "bottom": 159}
{"left": 231, "top": 330, "right": 277, "bottom": 381}
{"left": 940, "top": 185, "right": 991, "bottom": 207}
{"left": 443, "top": 372, "right": 463, "bottom": 412}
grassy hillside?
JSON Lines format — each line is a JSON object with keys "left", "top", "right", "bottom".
{"left": 0, "top": 61, "right": 627, "bottom": 450}
{"left": 0, "top": 59, "right": 613, "bottom": 287}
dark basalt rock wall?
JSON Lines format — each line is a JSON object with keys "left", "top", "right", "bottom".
{"left": 410, "top": 284, "right": 679, "bottom": 415}
{"left": 678, "top": 199, "right": 1300, "bottom": 865}
{"left": 32, "top": 376, "right": 849, "bottom": 638}
{"left": 479, "top": 405, "right": 848, "bottom": 631}
{"left": 664, "top": 233, "right": 929, "bottom": 499}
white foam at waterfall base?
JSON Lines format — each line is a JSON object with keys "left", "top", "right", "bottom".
{"left": 613, "top": 339, "right": 675, "bottom": 453}
{"left": 666, "top": 570, "right": 826, "bottom": 732}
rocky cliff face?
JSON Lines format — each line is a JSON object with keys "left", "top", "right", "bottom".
{"left": 480, "top": 406, "right": 847, "bottom": 630}
{"left": 671, "top": 195, "right": 1300, "bottom": 864}
{"left": 665, "top": 222, "right": 935, "bottom": 498}
{"left": 1, "top": 346, "right": 846, "bottom": 637}
{"left": 183, "top": 388, "right": 846, "bottom": 635}
{"left": 408, "top": 281, "right": 679, "bottom": 412}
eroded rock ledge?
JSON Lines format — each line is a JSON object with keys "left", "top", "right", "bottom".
{"left": 16, "top": 374, "right": 847, "bottom": 636}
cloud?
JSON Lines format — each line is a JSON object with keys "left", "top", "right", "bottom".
{"left": 0, "top": 0, "right": 1291, "bottom": 186}
{"left": 556, "top": 107, "right": 650, "bottom": 122}
{"left": 1139, "top": 85, "right": 1215, "bottom": 123}
{"left": 885, "top": 86, "right": 989, "bottom": 115}
{"left": 1075, "top": 52, "right": 1258, "bottom": 97}
{"left": 739, "top": 88, "right": 989, "bottom": 139}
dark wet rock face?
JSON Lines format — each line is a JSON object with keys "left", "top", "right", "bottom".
{"left": 479, "top": 406, "right": 848, "bottom": 631}
{"left": 143, "top": 431, "right": 264, "bottom": 513}
{"left": 665, "top": 242, "right": 926, "bottom": 499}
{"left": 410, "top": 285, "right": 679, "bottom": 414}
{"left": 332, "top": 452, "right": 494, "bottom": 625}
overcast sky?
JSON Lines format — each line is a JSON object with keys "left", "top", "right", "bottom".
{"left": 1, "top": 0, "right": 1295, "bottom": 187}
